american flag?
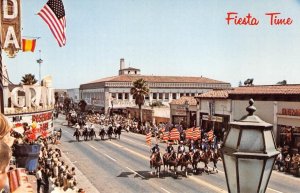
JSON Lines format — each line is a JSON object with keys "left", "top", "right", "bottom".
{"left": 193, "top": 127, "right": 201, "bottom": 140}
{"left": 207, "top": 129, "right": 214, "bottom": 142}
{"left": 169, "top": 128, "right": 180, "bottom": 140}
{"left": 146, "top": 132, "right": 152, "bottom": 146}
{"left": 162, "top": 131, "right": 169, "bottom": 141}
{"left": 185, "top": 128, "right": 194, "bottom": 139}
{"left": 38, "top": 0, "right": 66, "bottom": 47}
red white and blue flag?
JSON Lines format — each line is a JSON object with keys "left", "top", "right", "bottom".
{"left": 38, "top": 0, "right": 66, "bottom": 47}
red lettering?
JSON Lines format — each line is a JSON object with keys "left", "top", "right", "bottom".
{"left": 265, "top": 12, "right": 293, "bottom": 25}
{"left": 226, "top": 12, "right": 259, "bottom": 26}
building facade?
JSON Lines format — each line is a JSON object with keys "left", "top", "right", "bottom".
{"left": 79, "top": 59, "right": 232, "bottom": 114}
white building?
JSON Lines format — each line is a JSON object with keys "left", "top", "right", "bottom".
{"left": 79, "top": 59, "right": 231, "bottom": 115}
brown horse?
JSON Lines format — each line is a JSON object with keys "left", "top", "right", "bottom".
{"left": 199, "top": 150, "right": 212, "bottom": 174}
{"left": 150, "top": 153, "right": 163, "bottom": 177}
{"left": 210, "top": 148, "right": 222, "bottom": 173}
{"left": 163, "top": 151, "right": 178, "bottom": 175}
{"left": 178, "top": 153, "right": 191, "bottom": 177}
{"left": 191, "top": 150, "right": 201, "bottom": 174}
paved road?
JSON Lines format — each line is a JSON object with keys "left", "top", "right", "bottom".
{"left": 54, "top": 117, "right": 300, "bottom": 193}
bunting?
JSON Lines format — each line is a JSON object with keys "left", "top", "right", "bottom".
{"left": 185, "top": 128, "right": 194, "bottom": 139}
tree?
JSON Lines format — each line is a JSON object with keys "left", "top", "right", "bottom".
{"left": 78, "top": 99, "right": 87, "bottom": 112}
{"left": 130, "top": 78, "right": 149, "bottom": 123}
{"left": 21, "top": 74, "right": 37, "bottom": 85}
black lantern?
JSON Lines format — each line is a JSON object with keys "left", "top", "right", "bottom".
{"left": 221, "top": 99, "right": 279, "bottom": 193}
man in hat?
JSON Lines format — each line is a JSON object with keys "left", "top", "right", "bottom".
{"left": 150, "top": 144, "right": 160, "bottom": 168}
{"left": 165, "top": 142, "right": 174, "bottom": 160}
{"left": 177, "top": 141, "right": 185, "bottom": 159}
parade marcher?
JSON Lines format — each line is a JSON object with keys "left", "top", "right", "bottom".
{"left": 285, "top": 154, "right": 291, "bottom": 172}
{"left": 177, "top": 141, "right": 186, "bottom": 159}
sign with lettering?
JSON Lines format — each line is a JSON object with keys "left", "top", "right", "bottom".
{"left": 1, "top": 0, "right": 21, "bottom": 57}
{"left": 202, "top": 115, "right": 223, "bottom": 122}
{"left": 281, "top": 108, "right": 300, "bottom": 116}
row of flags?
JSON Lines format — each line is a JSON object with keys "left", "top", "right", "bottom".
{"left": 21, "top": 0, "right": 66, "bottom": 52}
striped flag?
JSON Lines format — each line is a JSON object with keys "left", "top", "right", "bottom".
{"left": 170, "top": 128, "right": 180, "bottom": 140}
{"left": 146, "top": 132, "right": 152, "bottom": 146}
{"left": 185, "top": 128, "right": 194, "bottom": 139}
{"left": 38, "top": 0, "right": 66, "bottom": 47}
{"left": 207, "top": 129, "right": 214, "bottom": 142}
{"left": 193, "top": 127, "right": 201, "bottom": 140}
{"left": 22, "top": 39, "right": 36, "bottom": 52}
{"left": 163, "top": 131, "right": 169, "bottom": 141}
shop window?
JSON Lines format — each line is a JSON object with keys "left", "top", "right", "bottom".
{"left": 186, "top": 93, "right": 190, "bottom": 96}
{"left": 118, "top": 93, "right": 122, "bottom": 100}
{"left": 159, "top": 93, "right": 163, "bottom": 99}
{"left": 191, "top": 93, "right": 195, "bottom": 96}
{"left": 172, "top": 93, "right": 177, "bottom": 99}
{"left": 165, "top": 93, "right": 169, "bottom": 100}
{"left": 180, "top": 93, "right": 184, "bottom": 97}
{"left": 145, "top": 94, "right": 149, "bottom": 100}
{"left": 111, "top": 93, "right": 116, "bottom": 98}
{"left": 153, "top": 93, "right": 157, "bottom": 100}
{"left": 125, "top": 93, "right": 129, "bottom": 99}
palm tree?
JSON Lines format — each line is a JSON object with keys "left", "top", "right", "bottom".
{"left": 130, "top": 78, "right": 149, "bottom": 123}
{"left": 21, "top": 74, "right": 38, "bottom": 85}
{"left": 78, "top": 99, "right": 87, "bottom": 112}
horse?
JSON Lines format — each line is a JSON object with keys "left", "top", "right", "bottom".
{"left": 150, "top": 153, "right": 163, "bottom": 178}
{"left": 73, "top": 128, "right": 81, "bottom": 142}
{"left": 82, "top": 128, "right": 89, "bottom": 141}
{"left": 199, "top": 150, "right": 212, "bottom": 174}
{"left": 115, "top": 126, "right": 122, "bottom": 140}
{"left": 191, "top": 149, "right": 202, "bottom": 174}
{"left": 99, "top": 128, "right": 106, "bottom": 140}
{"left": 210, "top": 148, "right": 222, "bottom": 173}
{"left": 178, "top": 152, "right": 191, "bottom": 177}
{"left": 107, "top": 126, "right": 114, "bottom": 140}
{"left": 89, "top": 128, "right": 96, "bottom": 140}
{"left": 163, "top": 151, "right": 178, "bottom": 175}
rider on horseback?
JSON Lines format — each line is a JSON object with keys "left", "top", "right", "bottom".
{"left": 150, "top": 144, "right": 160, "bottom": 168}
{"left": 177, "top": 141, "right": 186, "bottom": 159}
{"left": 165, "top": 143, "right": 174, "bottom": 160}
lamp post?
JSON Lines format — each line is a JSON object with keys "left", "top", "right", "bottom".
{"left": 221, "top": 99, "right": 279, "bottom": 193}
{"left": 184, "top": 100, "right": 190, "bottom": 128}
{"left": 36, "top": 50, "right": 43, "bottom": 84}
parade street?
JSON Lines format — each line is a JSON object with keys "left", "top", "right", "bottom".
{"left": 54, "top": 116, "right": 300, "bottom": 193}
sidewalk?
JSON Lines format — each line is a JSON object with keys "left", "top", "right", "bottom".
{"left": 26, "top": 143, "right": 99, "bottom": 193}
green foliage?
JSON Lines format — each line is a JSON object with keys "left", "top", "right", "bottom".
{"left": 21, "top": 74, "right": 38, "bottom": 85}
{"left": 130, "top": 78, "right": 150, "bottom": 107}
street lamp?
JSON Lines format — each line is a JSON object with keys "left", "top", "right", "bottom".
{"left": 221, "top": 99, "right": 279, "bottom": 193}
{"left": 184, "top": 100, "right": 190, "bottom": 128}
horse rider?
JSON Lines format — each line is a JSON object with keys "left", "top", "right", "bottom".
{"left": 201, "top": 136, "right": 209, "bottom": 152}
{"left": 177, "top": 141, "right": 186, "bottom": 159}
{"left": 165, "top": 143, "right": 174, "bottom": 160}
{"left": 189, "top": 140, "right": 196, "bottom": 154}
{"left": 150, "top": 144, "right": 160, "bottom": 168}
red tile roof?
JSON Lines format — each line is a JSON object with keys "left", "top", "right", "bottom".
{"left": 170, "top": 96, "right": 197, "bottom": 106}
{"left": 195, "top": 90, "right": 231, "bottom": 99}
{"left": 229, "top": 85, "right": 300, "bottom": 95}
{"left": 85, "top": 75, "right": 229, "bottom": 85}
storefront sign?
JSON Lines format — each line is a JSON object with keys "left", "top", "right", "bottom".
{"left": 8, "top": 85, "right": 54, "bottom": 108}
{"left": 1, "top": 0, "right": 21, "bottom": 57}
{"left": 281, "top": 108, "right": 300, "bottom": 116}
{"left": 202, "top": 114, "right": 223, "bottom": 122}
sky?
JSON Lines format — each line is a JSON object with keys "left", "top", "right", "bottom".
{"left": 3, "top": 0, "right": 300, "bottom": 88}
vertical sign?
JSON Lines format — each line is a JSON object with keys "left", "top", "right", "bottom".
{"left": 1, "top": 0, "right": 21, "bottom": 58}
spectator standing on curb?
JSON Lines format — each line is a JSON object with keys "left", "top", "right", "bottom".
{"left": 36, "top": 166, "right": 44, "bottom": 193}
